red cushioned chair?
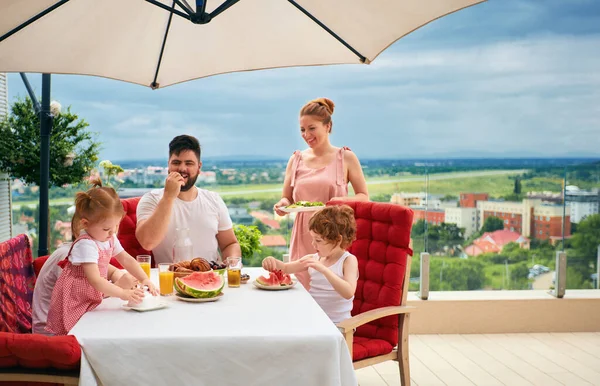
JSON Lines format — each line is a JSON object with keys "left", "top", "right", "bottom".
{"left": 32, "top": 256, "right": 49, "bottom": 279}
{"left": 330, "top": 201, "right": 414, "bottom": 385}
{"left": 0, "top": 332, "right": 80, "bottom": 385}
{"left": 0, "top": 235, "right": 81, "bottom": 385}
{"left": 111, "top": 197, "right": 153, "bottom": 269}
{"left": 0, "top": 234, "right": 35, "bottom": 334}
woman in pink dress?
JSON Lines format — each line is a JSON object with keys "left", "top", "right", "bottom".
{"left": 274, "top": 98, "right": 369, "bottom": 289}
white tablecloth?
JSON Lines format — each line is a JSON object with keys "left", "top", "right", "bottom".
{"left": 70, "top": 268, "right": 357, "bottom": 386}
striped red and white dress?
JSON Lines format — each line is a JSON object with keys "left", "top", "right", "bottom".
{"left": 45, "top": 234, "right": 113, "bottom": 335}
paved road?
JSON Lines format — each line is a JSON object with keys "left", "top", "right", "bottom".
{"left": 532, "top": 272, "right": 554, "bottom": 290}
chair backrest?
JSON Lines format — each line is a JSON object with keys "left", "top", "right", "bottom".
{"left": 329, "top": 201, "right": 413, "bottom": 348}
{"left": 0, "top": 234, "right": 35, "bottom": 334}
{"left": 115, "top": 197, "right": 153, "bottom": 268}
{"left": 33, "top": 255, "right": 49, "bottom": 278}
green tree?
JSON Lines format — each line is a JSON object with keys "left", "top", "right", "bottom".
{"left": 0, "top": 97, "right": 100, "bottom": 186}
{"left": 570, "top": 214, "right": 600, "bottom": 265}
{"left": 513, "top": 177, "right": 522, "bottom": 194}
{"left": 509, "top": 261, "right": 530, "bottom": 289}
{"left": 371, "top": 193, "right": 392, "bottom": 202}
{"left": 252, "top": 219, "right": 268, "bottom": 235}
{"left": 502, "top": 242, "right": 530, "bottom": 263}
{"left": 441, "top": 194, "right": 458, "bottom": 202}
{"left": 430, "top": 258, "right": 485, "bottom": 291}
{"left": 481, "top": 216, "right": 504, "bottom": 233}
{"left": 411, "top": 219, "right": 426, "bottom": 237}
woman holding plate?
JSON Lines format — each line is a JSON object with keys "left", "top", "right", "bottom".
{"left": 274, "top": 97, "right": 369, "bottom": 289}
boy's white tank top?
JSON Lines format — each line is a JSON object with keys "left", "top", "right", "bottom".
{"left": 308, "top": 251, "right": 355, "bottom": 324}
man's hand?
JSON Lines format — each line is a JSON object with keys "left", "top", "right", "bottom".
{"left": 164, "top": 172, "right": 184, "bottom": 200}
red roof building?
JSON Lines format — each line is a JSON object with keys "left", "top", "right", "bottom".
{"left": 465, "top": 230, "right": 530, "bottom": 256}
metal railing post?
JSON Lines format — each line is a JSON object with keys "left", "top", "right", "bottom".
{"left": 551, "top": 251, "right": 567, "bottom": 298}
{"left": 418, "top": 252, "right": 430, "bottom": 300}
{"left": 596, "top": 245, "right": 599, "bottom": 290}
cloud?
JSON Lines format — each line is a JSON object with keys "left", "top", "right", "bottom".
{"left": 5, "top": 1, "right": 600, "bottom": 160}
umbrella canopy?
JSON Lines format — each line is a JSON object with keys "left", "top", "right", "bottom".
{"left": 1, "top": 0, "right": 484, "bottom": 89}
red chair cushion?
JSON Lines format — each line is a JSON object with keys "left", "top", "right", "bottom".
{"left": 0, "top": 234, "right": 35, "bottom": 334}
{"left": 328, "top": 201, "right": 413, "bottom": 354}
{"left": 115, "top": 197, "right": 153, "bottom": 268}
{"left": 0, "top": 332, "right": 80, "bottom": 369}
{"left": 352, "top": 336, "right": 394, "bottom": 362}
{"left": 32, "top": 255, "right": 49, "bottom": 278}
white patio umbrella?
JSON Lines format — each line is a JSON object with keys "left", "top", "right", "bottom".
{"left": 0, "top": 0, "right": 485, "bottom": 89}
{"left": 0, "top": 0, "right": 485, "bottom": 256}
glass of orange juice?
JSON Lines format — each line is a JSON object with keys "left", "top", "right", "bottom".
{"left": 136, "top": 255, "right": 151, "bottom": 278}
{"left": 158, "top": 263, "right": 174, "bottom": 296}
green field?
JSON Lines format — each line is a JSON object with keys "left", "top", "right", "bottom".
{"left": 13, "top": 169, "right": 598, "bottom": 207}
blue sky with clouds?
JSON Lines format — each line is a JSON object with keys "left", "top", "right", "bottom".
{"left": 6, "top": 0, "right": 600, "bottom": 161}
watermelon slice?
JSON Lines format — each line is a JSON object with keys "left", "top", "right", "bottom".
{"left": 257, "top": 270, "right": 293, "bottom": 286}
{"left": 174, "top": 271, "right": 224, "bottom": 298}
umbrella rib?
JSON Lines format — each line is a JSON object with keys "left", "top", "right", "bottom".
{"left": 209, "top": 0, "right": 240, "bottom": 18}
{"left": 151, "top": 1, "right": 177, "bottom": 89}
{"left": 286, "top": 0, "right": 367, "bottom": 63}
{"left": 0, "top": 0, "right": 71, "bottom": 44}
{"left": 173, "top": 0, "right": 194, "bottom": 15}
{"left": 145, "top": 0, "right": 191, "bottom": 20}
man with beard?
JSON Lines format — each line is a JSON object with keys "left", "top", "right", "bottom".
{"left": 135, "top": 135, "right": 241, "bottom": 265}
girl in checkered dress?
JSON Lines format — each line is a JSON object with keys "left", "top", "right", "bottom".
{"left": 46, "top": 178, "right": 159, "bottom": 335}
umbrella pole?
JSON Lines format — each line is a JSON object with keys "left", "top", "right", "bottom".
{"left": 38, "top": 73, "right": 52, "bottom": 257}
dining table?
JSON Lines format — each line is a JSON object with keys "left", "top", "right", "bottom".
{"left": 69, "top": 267, "right": 357, "bottom": 386}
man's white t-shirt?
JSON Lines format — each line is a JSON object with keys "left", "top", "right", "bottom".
{"left": 136, "top": 188, "right": 233, "bottom": 264}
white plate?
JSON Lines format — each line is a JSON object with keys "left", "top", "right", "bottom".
{"left": 253, "top": 280, "right": 297, "bottom": 290}
{"left": 175, "top": 292, "right": 224, "bottom": 303}
{"left": 280, "top": 205, "right": 325, "bottom": 213}
{"left": 122, "top": 301, "right": 168, "bottom": 312}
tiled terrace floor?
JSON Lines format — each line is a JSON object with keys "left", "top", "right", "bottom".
{"left": 357, "top": 333, "right": 600, "bottom": 386}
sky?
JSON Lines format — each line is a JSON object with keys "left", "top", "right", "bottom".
{"left": 6, "top": 0, "right": 600, "bottom": 162}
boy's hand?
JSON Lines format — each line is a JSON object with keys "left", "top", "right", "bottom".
{"left": 143, "top": 279, "right": 159, "bottom": 296}
{"left": 306, "top": 259, "right": 326, "bottom": 273}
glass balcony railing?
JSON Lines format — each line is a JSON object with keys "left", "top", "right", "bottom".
{"left": 7, "top": 161, "right": 600, "bottom": 293}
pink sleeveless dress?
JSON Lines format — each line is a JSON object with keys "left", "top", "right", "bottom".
{"left": 289, "top": 147, "right": 349, "bottom": 289}
{"left": 46, "top": 234, "right": 113, "bottom": 335}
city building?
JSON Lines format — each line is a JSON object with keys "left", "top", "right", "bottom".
{"left": 228, "top": 207, "right": 253, "bottom": 225}
{"left": 565, "top": 186, "right": 600, "bottom": 223}
{"left": 260, "top": 235, "right": 287, "bottom": 252}
{"left": 444, "top": 207, "right": 478, "bottom": 238}
{"left": 411, "top": 207, "right": 445, "bottom": 226}
{"left": 465, "top": 230, "right": 530, "bottom": 256}
{"left": 249, "top": 211, "right": 280, "bottom": 230}
{"left": 391, "top": 192, "right": 428, "bottom": 207}
{"left": 460, "top": 193, "right": 489, "bottom": 208}
{"left": 476, "top": 198, "right": 570, "bottom": 240}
